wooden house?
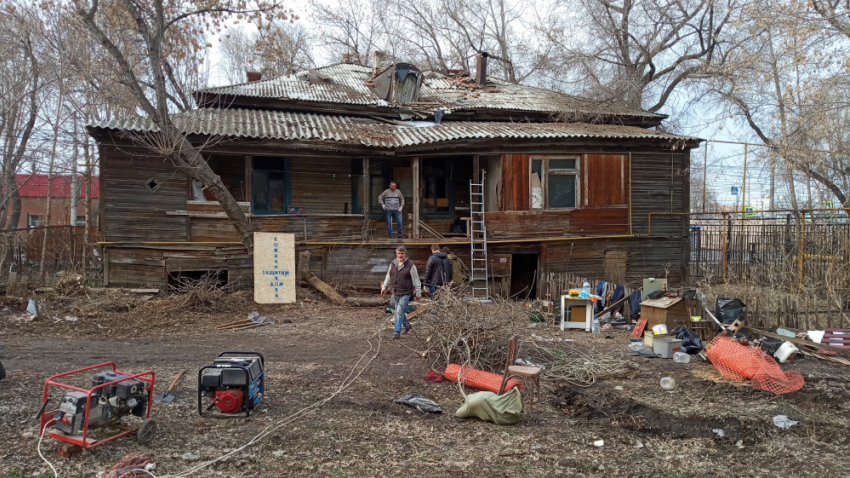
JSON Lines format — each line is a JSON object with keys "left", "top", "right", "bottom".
{"left": 88, "top": 55, "right": 699, "bottom": 296}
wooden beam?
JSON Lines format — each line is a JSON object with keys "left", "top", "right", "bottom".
{"left": 412, "top": 157, "right": 421, "bottom": 239}
{"left": 362, "top": 158, "right": 370, "bottom": 240}
{"left": 473, "top": 154, "right": 480, "bottom": 184}
{"left": 746, "top": 326, "right": 850, "bottom": 359}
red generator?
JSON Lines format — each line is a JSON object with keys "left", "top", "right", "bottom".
{"left": 39, "top": 363, "right": 157, "bottom": 449}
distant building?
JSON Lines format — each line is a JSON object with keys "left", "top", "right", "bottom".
{"left": 11, "top": 174, "right": 100, "bottom": 229}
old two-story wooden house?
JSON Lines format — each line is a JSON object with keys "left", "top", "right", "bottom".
{"left": 89, "top": 55, "right": 697, "bottom": 297}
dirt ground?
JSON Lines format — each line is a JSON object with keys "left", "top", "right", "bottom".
{"left": 1, "top": 290, "right": 849, "bottom": 478}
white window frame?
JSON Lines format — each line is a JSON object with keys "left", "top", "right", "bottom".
{"left": 529, "top": 156, "right": 581, "bottom": 210}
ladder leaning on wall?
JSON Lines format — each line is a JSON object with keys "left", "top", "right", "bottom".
{"left": 469, "top": 172, "right": 489, "bottom": 300}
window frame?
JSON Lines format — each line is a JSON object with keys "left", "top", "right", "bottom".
{"left": 529, "top": 155, "right": 581, "bottom": 210}
{"left": 250, "top": 156, "right": 291, "bottom": 215}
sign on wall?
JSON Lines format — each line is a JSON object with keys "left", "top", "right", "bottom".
{"left": 253, "top": 232, "right": 296, "bottom": 304}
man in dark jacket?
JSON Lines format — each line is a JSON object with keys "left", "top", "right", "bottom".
{"left": 381, "top": 246, "right": 422, "bottom": 339}
{"left": 424, "top": 244, "right": 452, "bottom": 298}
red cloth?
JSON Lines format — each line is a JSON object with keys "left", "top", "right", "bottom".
{"left": 444, "top": 363, "right": 522, "bottom": 393}
{"left": 425, "top": 369, "right": 445, "bottom": 382}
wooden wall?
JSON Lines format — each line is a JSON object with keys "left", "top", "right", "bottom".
{"left": 290, "top": 158, "right": 356, "bottom": 214}
{"left": 100, "top": 145, "right": 188, "bottom": 242}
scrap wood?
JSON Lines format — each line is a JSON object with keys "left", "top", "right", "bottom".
{"left": 746, "top": 327, "right": 850, "bottom": 360}
{"left": 799, "top": 348, "right": 850, "bottom": 366}
{"left": 229, "top": 322, "right": 272, "bottom": 331}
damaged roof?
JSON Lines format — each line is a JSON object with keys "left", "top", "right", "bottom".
{"left": 89, "top": 108, "right": 697, "bottom": 151}
{"left": 194, "top": 64, "right": 664, "bottom": 124}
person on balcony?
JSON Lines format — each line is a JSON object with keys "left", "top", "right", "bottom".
{"left": 379, "top": 181, "right": 405, "bottom": 238}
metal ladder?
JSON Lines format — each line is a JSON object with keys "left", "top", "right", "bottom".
{"left": 469, "top": 172, "right": 489, "bottom": 300}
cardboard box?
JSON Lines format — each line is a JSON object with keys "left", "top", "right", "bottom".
{"left": 644, "top": 330, "right": 672, "bottom": 348}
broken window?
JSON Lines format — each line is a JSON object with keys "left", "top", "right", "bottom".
{"left": 530, "top": 157, "right": 579, "bottom": 210}
{"left": 199, "top": 156, "right": 247, "bottom": 202}
{"left": 251, "top": 157, "right": 290, "bottom": 214}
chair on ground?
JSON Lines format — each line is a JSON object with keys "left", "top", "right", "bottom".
{"left": 498, "top": 335, "right": 543, "bottom": 408}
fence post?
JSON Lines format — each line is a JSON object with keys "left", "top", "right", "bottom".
{"left": 721, "top": 213, "right": 728, "bottom": 283}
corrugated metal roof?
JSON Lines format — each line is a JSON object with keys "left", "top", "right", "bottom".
{"left": 90, "top": 108, "right": 698, "bottom": 149}
{"left": 196, "top": 64, "right": 661, "bottom": 119}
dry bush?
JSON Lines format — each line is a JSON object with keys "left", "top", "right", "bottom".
{"left": 415, "top": 288, "right": 635, "bottom": 388}
{"left": 164, "top": 272, "right": 228, "bottom": 310}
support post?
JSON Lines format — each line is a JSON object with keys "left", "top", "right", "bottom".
{"left": 362, "top": 158, "right": 370, "bottom": 241}
{"left": 412, "top": 157, "right": 421, "bottom": 239}
{"left": 473, "top": 154, "right": 480, "bottom": 184}
{"left": 702, "top": 146, "right": 708, "bottom": 213}
{"left": 721, "top": 213, "right": 728, "bottom": 283}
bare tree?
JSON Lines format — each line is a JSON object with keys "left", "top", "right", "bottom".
{"left": 71, "top": 0, "right": 289, "bottom": 251}
{"left": 219, "top": 22, "right": 314, "bottom": 82}
{"left": 546, "top": 0, "right": 736, "bottom": 112}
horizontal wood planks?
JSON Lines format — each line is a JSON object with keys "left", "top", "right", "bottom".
{"left": 630, "top": 151, "right": 690, "bottom": 236}
{"left": 290, "top": 158, "right": 356, "bottom": 214}
{"left": 100, "top": 145, "right": 188, "bottom": 242}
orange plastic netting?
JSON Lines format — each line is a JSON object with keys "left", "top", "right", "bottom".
{"left": 705, "top": 335, "right": 804, "bottom": 395}
{"left": 444, "top": 364, "right": 522, "bottom": 393}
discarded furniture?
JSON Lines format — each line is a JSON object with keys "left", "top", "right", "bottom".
{"left": 560, "top": 295, "right": 594, "bottom": 331}
{"left": 640, "top": 297, "right": 690, "bottom": 331}
{"left": 498, "top": 336, "right": 543, "bottom": 408}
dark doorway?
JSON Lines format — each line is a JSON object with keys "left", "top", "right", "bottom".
{"left": 510, "top": 254, "right": 538, "bottom": 299}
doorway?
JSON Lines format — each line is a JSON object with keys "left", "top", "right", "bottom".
{"left": 510, "top": 254, "right": 539, "bottom": 299}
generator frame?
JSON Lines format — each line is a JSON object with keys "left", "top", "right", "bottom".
{"left": 198, "top": 351, "right": 265, "bottom": 418}
{"left": 39, "top": 362, "right": 156, "bottom": 449}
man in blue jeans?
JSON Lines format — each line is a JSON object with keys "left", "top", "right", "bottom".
{"left": 381, "top": 246, "right": 421, "bottom": 339}
{"left": 379, "top": 181, "right": 405, "bottom": 238}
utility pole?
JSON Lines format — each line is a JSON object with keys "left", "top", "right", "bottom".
{"left": 702, "top": 145, "right": 708, "bottom": 213}
{"left": 769, "top": 161, "right": 775, "bottom": 210}
{"left": 70, "top": 121, "right": 79, "bottom": 226}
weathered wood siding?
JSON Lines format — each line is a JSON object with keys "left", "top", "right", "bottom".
{"left": 500, "top": 154, "right": 530, "bottom": 211}
{"left": 585, "top": 154, "right": 628, "bottom": 207}
{"left": 100, "top": 145, "right": 188, "bottom": 242}
{"left": 289, "top": 158, "right": 356, "bottom": 214}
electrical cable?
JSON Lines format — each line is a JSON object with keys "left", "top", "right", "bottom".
{"left": 37, "top": 419, "right": 58, "bottom": 478}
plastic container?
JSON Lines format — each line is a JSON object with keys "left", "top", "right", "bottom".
{"left": 653, "top": 337, "right": 683, "bottom": 358}
{"left": 673, "top": 352, "right": 691, "bottom": 364}
{"left": 592, "top": 316, "right": 601, "bottom": 335}
{"left": 660, "top": 377, "right": 676, "bottom": 390}
{"left": 774, "top": 342, "right": 799, "bottom": 363}
{"left": 581, "top": 280, "right": 591, "bottom": 298}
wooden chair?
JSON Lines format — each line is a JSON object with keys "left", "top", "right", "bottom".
{"left": 498, "top": 335, "right": 543, "bottom": 408}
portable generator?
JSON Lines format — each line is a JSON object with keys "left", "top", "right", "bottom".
{"left": 198, "top": 351, "right": 265, "bottom": 417}
{"left": 39, "top": 363, "right": 157, "bottom": 448}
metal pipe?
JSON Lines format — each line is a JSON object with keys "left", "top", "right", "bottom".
{"left": 722, "top": 213, "right": 727, "bottom": 283}
{"left": 797, "top": 211, "right": 806, "bottom": 289}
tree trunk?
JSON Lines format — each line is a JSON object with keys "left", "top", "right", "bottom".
{"left": 40, "top": 86, "right": 65, "bottom": 280}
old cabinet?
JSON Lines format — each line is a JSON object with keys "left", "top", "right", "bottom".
{"left": 640, "top": 297, "right": 690, "bottom": 330}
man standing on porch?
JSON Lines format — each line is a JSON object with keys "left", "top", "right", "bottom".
{"left": 379, "top": 181, "right": 405, "bottom": 238}
{"left": 381, "top": 246, "right": 421, "bottom": 339}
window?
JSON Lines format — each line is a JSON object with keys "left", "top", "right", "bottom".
{"left": 530, "top": 157, "right": 579, "bottom": 209}
{"left": 76, "top": 216, "right": 86, "bottom": 225}
{"left": 28, "top": 215, "right": 44, "bottom": 227}
{"left": 251, "top": 157, "right": 290, "bottom": 214}
{"left": 421, "top": 159, "right": 454, "bottom": 216}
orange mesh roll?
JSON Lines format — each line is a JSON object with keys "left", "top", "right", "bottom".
{"left": 705, "top": 336, "right": 804, "bottom": 395}
{"left": 444, "top": 364, "right": 522, "bottom": 393}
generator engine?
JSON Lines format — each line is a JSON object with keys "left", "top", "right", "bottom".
{"left": 198, "top": 351, "right": 264, "bottom": 417}
{"left": 54, "top": 371, "right": 148, "bottom": 435}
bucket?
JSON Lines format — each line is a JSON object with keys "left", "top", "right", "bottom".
{"left": 653, "top": 337, "right": 683, "bottom": 359}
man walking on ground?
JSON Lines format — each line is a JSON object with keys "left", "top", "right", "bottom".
{"left": 379, "top": 181, "right": 405, "bottom": 238}
{"left": 424, "top": 244, "right": 452, "bottom": 298}
{"left": 381, "top": 246, "right": 421, "bottom": 339}
{"left": 442, "top": 246, "right": 465, "bottom": 286}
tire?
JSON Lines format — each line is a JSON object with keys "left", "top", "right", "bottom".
{"left": 137, "top": 418, "right": 157, "bottom": 443}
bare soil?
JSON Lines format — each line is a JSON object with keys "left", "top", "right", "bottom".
{"left": 1, "top": 290, "right": 849, "bottom": 477}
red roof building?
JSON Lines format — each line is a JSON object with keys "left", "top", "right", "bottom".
{"left": 6, "top": 174, "right": 100, "bottom": 229}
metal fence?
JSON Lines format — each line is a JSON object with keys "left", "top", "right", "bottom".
{"left": 689, "top": 214, "right": 850, "bottom": 291}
